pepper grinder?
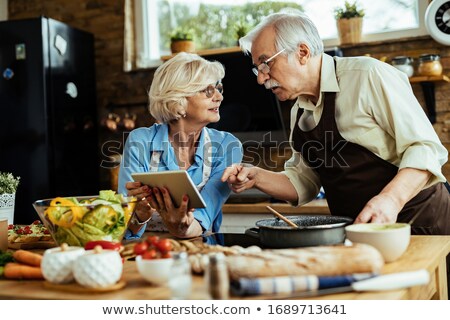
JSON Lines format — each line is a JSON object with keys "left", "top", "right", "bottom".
{"left": 205, "top": 252, "right": 230, "bottom": 299}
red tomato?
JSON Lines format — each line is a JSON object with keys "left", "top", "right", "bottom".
{"left": 146, "top": 235, "right": 160, "bottom": 245}
{"left": 161, "top": 252, "right": 172, "bottom": 259}
{"left": 85, "top": 240, "right": 123, "bottom": 251}
{"left": 133, "top": 242, "right": 149, "bottom": 256}
{"left": 32, "top": 220, "right": 42, "bottom": 225}
{"left": 142, "top": 249, "right": 157, "bottom": 260}
{"left": 155, "top": 239, "right": 172, "bottom": 253}
{"left": 8, "top": 224, "right": 13, "bottom": 230}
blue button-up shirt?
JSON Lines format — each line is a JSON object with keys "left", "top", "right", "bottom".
{"left": 119, "top": 124, "right": 243, "bottom": 239}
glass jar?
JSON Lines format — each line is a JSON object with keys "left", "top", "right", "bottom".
{"left": 391, "top": 56, "right": 414, "bottom": 77}
{"left": 417, "top": 54, "right": 443, "bottom": 77}
{"left": 168, "top": 252, "right": 192, "bottom": 299}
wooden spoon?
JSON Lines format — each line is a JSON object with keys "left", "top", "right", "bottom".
{"left": 266, "top": 206, "right": 299, "bottom": 229}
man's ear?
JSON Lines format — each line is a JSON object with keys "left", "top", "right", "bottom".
{"left": 297, "top": 43, "right": 311, "bottom": 65}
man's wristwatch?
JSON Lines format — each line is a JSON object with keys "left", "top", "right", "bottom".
{"left": 130, "top": 212, "right": 152, "bottom": 226}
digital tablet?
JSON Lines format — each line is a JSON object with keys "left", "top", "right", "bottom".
{"left": 131, "top": 170, "right": 206, "bottom": 208}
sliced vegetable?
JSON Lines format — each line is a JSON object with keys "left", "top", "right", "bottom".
{"left": 45, "top": 197, "right": 84, "bottom": 228}
{"left": 42, "top": 191, "right": 136, "bottom": 247}
{"left": 82, "top": 205, "right": 118, "bottom": 232}
{"left": 85, "top": 240, "right": 123, "bottom": 251}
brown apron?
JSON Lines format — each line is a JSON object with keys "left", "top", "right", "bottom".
{"left": 291, "top": 89, "right": 450, "bottom": 236}
{"left": 291, "top": 80, "right": 450, "bottom": 294}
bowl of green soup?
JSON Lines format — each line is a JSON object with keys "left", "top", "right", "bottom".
{"left": 345, "top": 223, "right": 411, "bottom": 263}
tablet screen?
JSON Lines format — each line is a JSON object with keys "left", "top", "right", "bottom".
{"left": 131, "top": 170, "right": 206, "bottom": 208}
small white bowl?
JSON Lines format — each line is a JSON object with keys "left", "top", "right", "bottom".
{"left": 73, "top": 249, "right": 123, "bottom": 288}
{"left": 42, "top": 246, "right": 85, "bottom": 284}
{"left": 345, "top": 223, "right": 411, "bottom": 263}
{"left": 136, "top": 255, "right": 173, "bottom": 285}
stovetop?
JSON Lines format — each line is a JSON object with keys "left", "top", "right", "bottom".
{"left": 202, "top": 233, "right": 261, "bottom": 247}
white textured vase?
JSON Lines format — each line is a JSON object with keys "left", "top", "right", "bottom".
{"left": 0, "top": 193, "right": 15, "bottom": 225}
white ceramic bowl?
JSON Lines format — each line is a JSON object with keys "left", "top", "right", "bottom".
{"left": 42, "top": 246, "right": 85, "bottom": 284}
{"left": 73, "top": 249, "right": 123, "bottom": 288}
{"left": 136, "top": 255, "right": 173, "bottom": 285}
{"left": 345, "top": 223, "right": 411, "bottom": 262}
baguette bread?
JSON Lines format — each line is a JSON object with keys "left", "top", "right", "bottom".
{"left": 226, "top": 243, "right": 384, "bottom": 280}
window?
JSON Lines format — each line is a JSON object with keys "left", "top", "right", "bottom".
{"left": 132, "top": 0, "right": 428, "bottom": 69}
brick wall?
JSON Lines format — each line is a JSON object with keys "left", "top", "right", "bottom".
{"left": 7, "top": 0, "right": 450, "bottom": 187}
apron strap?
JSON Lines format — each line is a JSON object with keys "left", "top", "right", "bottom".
{"left": 444, "top": 181, "right": 450, "bottom": 193}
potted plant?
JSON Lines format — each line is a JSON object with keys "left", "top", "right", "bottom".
{"left": 334, "top": 1, "right": 365, "bottom": 45}
{"left": 170, "top": 27, "right": 195, "bottom": 54}
{"left": 234, "top": 21, "right": 252, "bottom": 46}
{"left": 0, "top": 172, "right": 20, "bottom": 224}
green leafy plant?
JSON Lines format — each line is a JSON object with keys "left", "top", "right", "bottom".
{"left": 0, "top": 172, "right": 20, "bottom": 194}
{"left": 159, "top": 1, "right": 303, "bottom": 50}
{"left": 235, "top": 20, "right": 252, "bottom": 40}
{"left": 334, "top": 1, "right": 365, "bottom": 20}
{"left": 170, "top": 27, "right": 195, "bottom": 42}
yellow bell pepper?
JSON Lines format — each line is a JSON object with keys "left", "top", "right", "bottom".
{"left": 45, "top": 197, "right": 84, "bottom": 228}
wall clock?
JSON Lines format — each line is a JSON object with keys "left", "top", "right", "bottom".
{"left": 425, "top": 0, "right": 450, "bottom": 45}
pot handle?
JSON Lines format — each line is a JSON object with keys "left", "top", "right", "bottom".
{"left": 245, "top": 227, "right": 260, "bottom": 239}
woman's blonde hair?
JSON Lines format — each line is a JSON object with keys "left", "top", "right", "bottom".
{"left": 149, "top": 52, "right": 225, "bottom": 123}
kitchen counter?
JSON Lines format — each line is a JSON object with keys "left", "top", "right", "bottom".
{"left": 223, "top": 199, "right": 330, "bottom": 215}
{"left": 0, "top": 235, "right": 448, "bottom": 300}
{"left": 220, "top": 199, "right": 330, "bottom": 233}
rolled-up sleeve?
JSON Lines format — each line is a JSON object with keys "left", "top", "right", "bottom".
{"left": 368, "top": 65, "right": 447, "bottom": 187}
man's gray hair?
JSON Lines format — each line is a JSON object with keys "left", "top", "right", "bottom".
{"left": 239, "top": 9, "right": 324, "bottom": 59}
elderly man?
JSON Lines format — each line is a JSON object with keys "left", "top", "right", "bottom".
{"left": 221, "top": 10, "right": 450, "bottom": 235}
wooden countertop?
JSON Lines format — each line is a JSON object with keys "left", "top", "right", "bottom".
{"left": 223, "top": 199, "right": 330, "bottom": 215}
{"left": 0, "top": 236, "right": 448, "bottom": 300}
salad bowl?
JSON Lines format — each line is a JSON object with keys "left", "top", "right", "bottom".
{"left": 33, "top": 190, "right": 137, "bottom": 246}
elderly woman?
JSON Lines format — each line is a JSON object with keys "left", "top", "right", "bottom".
{"left": 119, "top": 52, "right": 243, "bottom": 239}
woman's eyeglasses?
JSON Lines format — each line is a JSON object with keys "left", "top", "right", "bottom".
{"left": 201, "top": 82, "right": 223, "bottom": 98}
{"left": 252, "top": 48, "right": 286, "bottom": 76}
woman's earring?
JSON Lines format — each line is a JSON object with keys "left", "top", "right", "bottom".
{"left": 182, "top": 113, "right": 187, "bottom": 118}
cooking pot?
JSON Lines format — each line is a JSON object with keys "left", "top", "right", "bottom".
{"left": 245, "top": 215, "right": 353, "bottom": 248}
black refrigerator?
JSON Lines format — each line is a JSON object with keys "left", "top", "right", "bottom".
{"left": 0, "top": 17, "right": 99, "bottom": 224}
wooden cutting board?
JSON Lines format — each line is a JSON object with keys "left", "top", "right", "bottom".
{"left": 8, "top": 241, "right": 57, "bottom": 250}
{"left": 43, "top": 279, "right": 126, "bottom": 293}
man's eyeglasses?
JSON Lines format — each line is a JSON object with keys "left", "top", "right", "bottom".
{"left": 252, "top": 48, "right": 286, "bottom": 76}
{"left": 201, "top": 82, "right": 223, "bottom": 98}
